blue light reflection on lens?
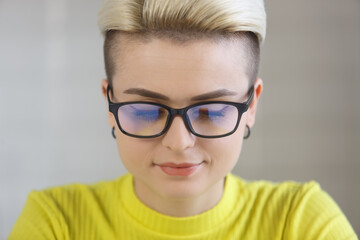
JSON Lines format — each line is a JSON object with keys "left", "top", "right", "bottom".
{"left": 129, "top": 104, "right": 166, "bottom": 122}
{"left": 188, "top": 105, "right": 230, "bottom": 122}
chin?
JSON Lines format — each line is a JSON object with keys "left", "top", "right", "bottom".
{"left": 154, "top": 176, "right": 208, "bottom": 200}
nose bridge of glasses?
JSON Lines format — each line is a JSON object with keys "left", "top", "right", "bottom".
{"left": 168, "top": 108, "right": 188, "bottom": 125}
{"left": 167, "top": 108, "right": 191, "bottom": 131}
{"left": 169, "top": 108, "right": 186, "bottom": 116}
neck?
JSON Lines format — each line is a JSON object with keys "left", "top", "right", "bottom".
{"left": 133, "top": 177, "right": 225, "bottom": 217}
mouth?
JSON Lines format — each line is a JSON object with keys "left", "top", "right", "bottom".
{"left": 155, "top": 162, "right": 204, "bottom": 176}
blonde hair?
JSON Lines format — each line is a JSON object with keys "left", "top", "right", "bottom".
{"left": 98, "top": 0, "right": 267, "bottom": 89}
{"left": 99, "top": 0, "right": 266, "bottom": 43}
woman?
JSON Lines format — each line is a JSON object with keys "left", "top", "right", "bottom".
{"left": 9, "top": 0, "right": 358, "bottom": 239}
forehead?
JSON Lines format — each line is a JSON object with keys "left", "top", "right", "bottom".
{"left": 112, "top": 37, "right": 249, "bottom": 104}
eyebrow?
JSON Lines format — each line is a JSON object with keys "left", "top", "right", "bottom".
{"left": 123, "top": 88, "right": 238, "bottom": 101}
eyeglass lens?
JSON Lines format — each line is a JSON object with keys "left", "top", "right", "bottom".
{"left": 117, "top": 103, "right": 238, "bottom": 137}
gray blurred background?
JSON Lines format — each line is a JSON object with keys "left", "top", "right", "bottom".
{"left": 0, "top": 0, "right": 359, "bottom": 238}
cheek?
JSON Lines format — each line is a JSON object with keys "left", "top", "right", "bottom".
{"left": 204, "top": 115, "right": 247, "bottom": 169}
{"left": 115, "top": 135, "right": 156, "bottom": 171}
{"left": 201, "top": 131, "right": 244, "bottom": 166}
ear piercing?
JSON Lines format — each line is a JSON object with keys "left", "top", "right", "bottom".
{"left": 243, "top": 125, "right": 251, "bottom": 139}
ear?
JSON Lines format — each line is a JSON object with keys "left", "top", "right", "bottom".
{"left": 101, "top": 79, "right": 109, "bottom": 100}
{"left": 246, "top": 78, "right": 263, "bottom": 128}
{"left": 101, "top": 79, "right": 115, "bottom": 127}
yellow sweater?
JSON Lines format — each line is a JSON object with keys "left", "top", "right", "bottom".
{"left": 9, "top": 173, "right": 357, "bottom": 240}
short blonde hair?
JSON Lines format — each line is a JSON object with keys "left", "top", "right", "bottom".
{"left": 98, "top": 0, "right": 266, "bottom": 43}
{"left": 98, "top": 0, "right": 267, "bottom": 90}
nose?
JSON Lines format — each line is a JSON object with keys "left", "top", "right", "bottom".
{"left": 161, "top": 116, "right": 195, "bottom": 152}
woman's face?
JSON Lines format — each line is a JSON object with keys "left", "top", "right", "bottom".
{"left": 102, "top": 36, "right": 262, "bottom": 203}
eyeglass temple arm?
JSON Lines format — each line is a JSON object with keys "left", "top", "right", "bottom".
{"left": 106, "top": 86, "right": 113, "bottom": 104}
{"left": 246, "top": 86, "right": 255, "bottom": 107}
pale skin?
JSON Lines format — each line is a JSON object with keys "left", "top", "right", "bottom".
{"left": 101, "top": 36, "right": 263, "bottom": 217}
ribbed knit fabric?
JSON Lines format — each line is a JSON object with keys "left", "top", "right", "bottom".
{"left": 9, "top": 173, "right": 358, "bottom": 240}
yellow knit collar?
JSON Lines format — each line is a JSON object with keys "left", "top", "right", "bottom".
{"left": 119, "top": 173, "right": 241, "bottom": 236}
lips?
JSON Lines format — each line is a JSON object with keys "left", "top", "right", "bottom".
{"left": 156, "top": 162, "right": 203, "bottom": 176}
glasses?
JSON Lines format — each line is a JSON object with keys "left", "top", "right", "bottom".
{"left": 107, "top": 86, "right": 254, "bottom": 138}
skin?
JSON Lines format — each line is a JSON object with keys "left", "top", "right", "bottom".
{"left": 101, "top": 36, "right": 263, "bottom": 217}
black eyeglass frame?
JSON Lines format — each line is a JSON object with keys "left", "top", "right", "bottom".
{"left": 106, "top": 86, "right": 254, "bottom": 139}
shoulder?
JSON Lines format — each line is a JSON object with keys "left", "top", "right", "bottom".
{"left": 30, "top": 173, "right": 132, "bottom": 217}
{"left": 9, "top": 174, "right": 131, "bottom": 240}
{"left": 280, "top": 180, "right": 358, "bottom": 239}
{"left": 38, "top": 173, "right": 130, "bottom": 200}
{"left": 228, "top": 174, "right": 357, "bottom": 240}
{"left": 228, "top": 173, "right": 317, "bottom": 205}
{"left": 226, "top": 173, "right": 316, "bottom": 231}
{"left": 23, "top": 174, "right": 128, "bottom": 208}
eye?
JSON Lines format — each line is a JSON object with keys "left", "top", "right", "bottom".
{"left": 199, "top": 107, "right": 228, "bottom": 119}
{"left": 189, "top": 104, "right": 230, "bottom": 121}
{"left": 130, "top": 105, "right": 167, "bottom": 121}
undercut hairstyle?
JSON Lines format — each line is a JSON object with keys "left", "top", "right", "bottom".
{"left": 98, "top": 0, "right": 266, "bottom": 92}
